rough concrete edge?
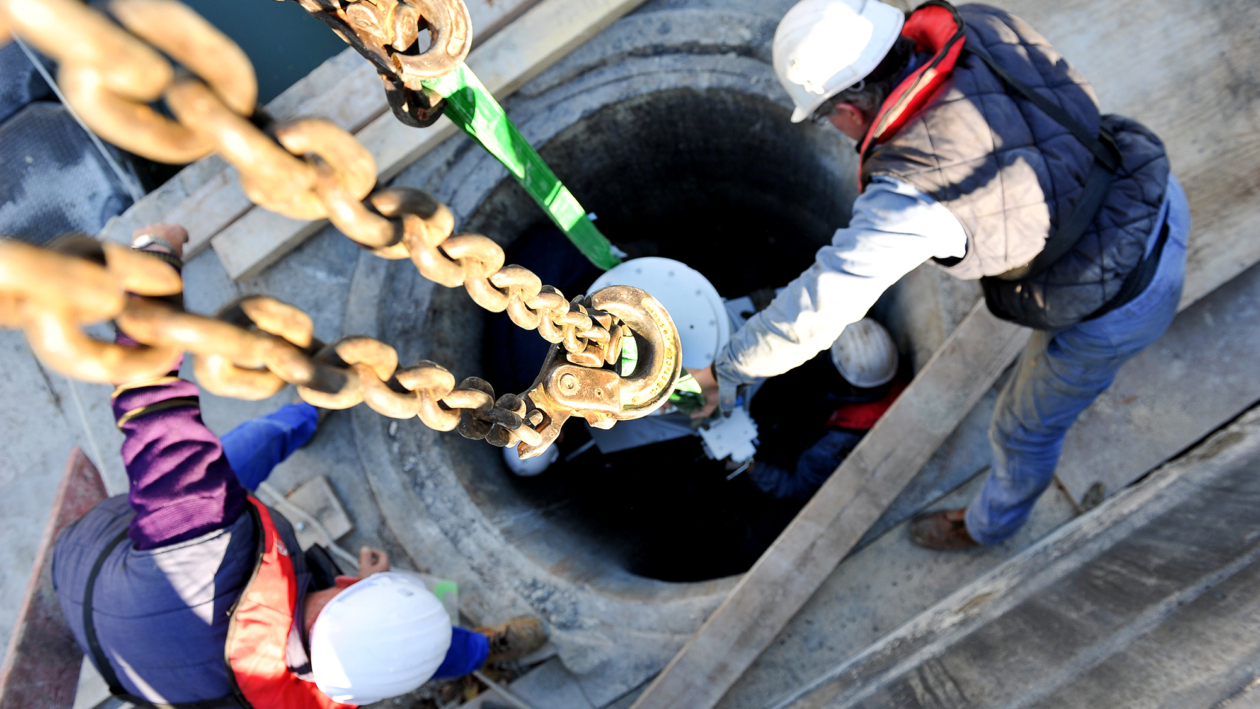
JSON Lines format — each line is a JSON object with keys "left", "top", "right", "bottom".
{"left": 766, "top": 403, "right": 1260, "bottom": 709}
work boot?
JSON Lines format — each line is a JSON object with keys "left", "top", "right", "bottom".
{"left": 910, "top": 508, "right": 978, "bottom": 551}
{"left": 476, "top": 616, "right": 548, "bottom": 664}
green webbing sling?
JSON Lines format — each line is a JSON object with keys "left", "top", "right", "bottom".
{"left": 422, "top": 64, "right": 622, "bottom": 271}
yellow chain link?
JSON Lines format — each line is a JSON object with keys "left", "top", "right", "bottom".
{"left": 0, "top": 0, "right": 617, "bottom": 450}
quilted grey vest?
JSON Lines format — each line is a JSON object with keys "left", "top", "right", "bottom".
{"left": 862, "top": 4, "right": 1169, "bottom": 329}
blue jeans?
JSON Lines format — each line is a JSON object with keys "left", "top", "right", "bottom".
{"left": 965, "top": 175, "right": 1191, "bottom": 545}
{"left": 219, "top": 402, "right": 492, "bottom": 677}
{"left": 750, "top": 429, "right": 864, "bottom": 499}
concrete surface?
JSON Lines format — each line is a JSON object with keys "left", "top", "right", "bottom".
{"left": 715, "top": 464, "right": 1079, "bottom": 709}
{"left": 1055, "top": 256, "right": 1260, "bottom": 505}
{"left": 774, "top": 404, "right": 1260, "bottom": 709}
{"left": 0, "top": 335, "right": 122, "bottom": 658}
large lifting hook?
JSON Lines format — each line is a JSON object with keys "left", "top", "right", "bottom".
{"left": 518, "top": 286, "right": 682, "bottom": 459}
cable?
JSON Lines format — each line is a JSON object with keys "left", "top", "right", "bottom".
{"left": 14, "top": 36, "right": 147, "bottom": 204}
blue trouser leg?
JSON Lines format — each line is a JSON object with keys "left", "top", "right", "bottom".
{"left": 220, "top": 403, "right": 320, "bottom": 491}
{"left": 965, "top": 175, "right": 1191, "bottom": 545}
{"left": 432, "top": 627, "right": 490, "bottom": 679}
{"left": 749, "top": 429, "right": 863, "bottom": 499}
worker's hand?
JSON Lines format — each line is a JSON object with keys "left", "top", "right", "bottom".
{"left": 131, "top": 223, "right": 189, "bottom": 259}
{"left": 357, "top": 546, "right": 390, "bottom": 578}
{"left": 687, "top": 365, "right": 721, "bottom": 420}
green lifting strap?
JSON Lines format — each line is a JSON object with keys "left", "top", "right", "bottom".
{"left": 422, "top": 64, "right": 622, "bottom": 271}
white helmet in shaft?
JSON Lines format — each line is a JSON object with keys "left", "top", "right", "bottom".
{"left": 310, "top": 572, "right": 453, "bottom": 705}
{"left": 830, "top": 318, "right": 899, "bottom": 389}
{"left": 773, "top": 0, "right": 906, "bottom": 123}
{"left": 589, "top": 257, "right": 730, "bottom": 370}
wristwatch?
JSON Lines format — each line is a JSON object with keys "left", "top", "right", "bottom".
{"left": 132, "top": 234, "right": 177, "bottom": 255}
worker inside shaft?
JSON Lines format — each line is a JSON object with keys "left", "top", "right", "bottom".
{"left": 484, "top": 226, "right": 909, "bottom": 581}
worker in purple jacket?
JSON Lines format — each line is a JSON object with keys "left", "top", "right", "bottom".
{"left": 52, "top": 224, "right": 546, "bottom": 708}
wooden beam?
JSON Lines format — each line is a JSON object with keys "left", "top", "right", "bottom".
{"left": 212, "top": 0, "right": 649, "bottom": 280}
{"left": 98, "top": 0, "right": 543, "bottom": 256}
{"left": 0, "top": 449, "right": 108, "bottom": 709}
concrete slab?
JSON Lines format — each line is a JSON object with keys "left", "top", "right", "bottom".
{"left": 0, "top": 332, "right": 119, "bottom": 658}
{"left": 282, "top": 475, "right": 355, "bottom": 551}
{"left": 1056, "top": 258, "right": 1260, "bottom": 505}
{"left": 715, "top": 471, "right": 1079, "bottom": 709}
{"left": 501, "top": 658, "right": 595, "bottom": 709}
{"left": 774, "top": 404, "right": 1260, "bottom": 709}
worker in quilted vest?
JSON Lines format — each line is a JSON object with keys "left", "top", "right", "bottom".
{"left": 52, "top": 224, "right": 548, "bottom": 708}
{"left": 690, "top": 0, "right": 1190, "bottom": 549}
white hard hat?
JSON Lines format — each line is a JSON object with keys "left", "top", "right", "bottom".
{"left": 589, "top": 257, "right": 730, "bottom": 370}
{"left": 830, "top": 318, "right": 898, "bottom": 388}
{"left": 503, "top": 443, "right": 559, "bottom": 476}
{"left": 773, "top": 0, "right": 906, "bottom": 123}
{"left": 310, "top": 572, "right": 453, "bottom": 704}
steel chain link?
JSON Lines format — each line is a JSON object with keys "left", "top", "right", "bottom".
{"left": 288, "top": 0, "right": 472, "bottom": 127}
{"left": 0, "top": 236, "right": 545, "bottom": 447}
{"left": 0, "top": 0, "right": 624, "bottom": 450}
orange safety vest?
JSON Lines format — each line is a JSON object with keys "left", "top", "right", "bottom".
{"left": 85, "top": 497, "right": 357, "bottom": 709}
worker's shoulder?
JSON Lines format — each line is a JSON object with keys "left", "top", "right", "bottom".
{"left": 53, "top": 498, "right": 259, "bottom": 587}
{"left": 53, "top": 495, "right": 132, "bottom": 555}
{"left": 956, "top": 4, "right": 1052, "bottom": 47}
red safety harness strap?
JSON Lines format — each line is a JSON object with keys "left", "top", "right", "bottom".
{"left": 857, "top": 0, "right": 968, "bottom": 181}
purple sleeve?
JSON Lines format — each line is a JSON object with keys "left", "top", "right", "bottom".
{"left": 111, "top": 269, "right": 247, "bottom": 550}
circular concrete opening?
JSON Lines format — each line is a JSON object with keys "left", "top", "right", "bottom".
{"left": 350, "top": 10, "right": 909, "bottom": 686}
{"left": 383, "top": 86, "right": 858, "bottom": 582}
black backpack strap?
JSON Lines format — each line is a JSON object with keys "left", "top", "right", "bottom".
{"left": 304, "top": 543, "right": 346, "bottom": 590}
{"left": 963, "top": 39, "right": 1123, "bottom": 281}
{"left": 83, "top": 529, "right": 131, "bottom": 698}
{"left": 83, "top": 528, "right": 244, "bottom": 709}
{"left": 962, "top": 40, "right": 1118, "bottom": 171}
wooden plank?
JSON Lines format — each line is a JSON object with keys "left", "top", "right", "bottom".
{"left": 0, "top": 448, "right": 108, "bottom": 709}
{"left": 212, "top": 0, "right": 649, "bottom": 280}
{"left": 98, "top": 0, "right": 542, "bottom": 257}
{"left": 630, "top": 303, "right": 1033, "bottom": 709}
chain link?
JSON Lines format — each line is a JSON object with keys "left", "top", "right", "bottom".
{"left": 288, "top": 0, "right": 472, "bottom": 127}
{"left": 0, "top": 0, "right": 627, "bottom": 451}
{"left": 0, "top": 237, "right": 543, "bottom": 447}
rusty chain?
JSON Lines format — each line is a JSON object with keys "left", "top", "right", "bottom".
{"left": 1, "top": 235, "right": 550, "bottom": 447}
{"left": 0, "top": 0, "right": 615, "bottom": 353}
{"left": 0, "top": 0, "right": 671, "bottom": 454}
{"left": 287, "top": 0, "right": 471, "bottom": 127}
